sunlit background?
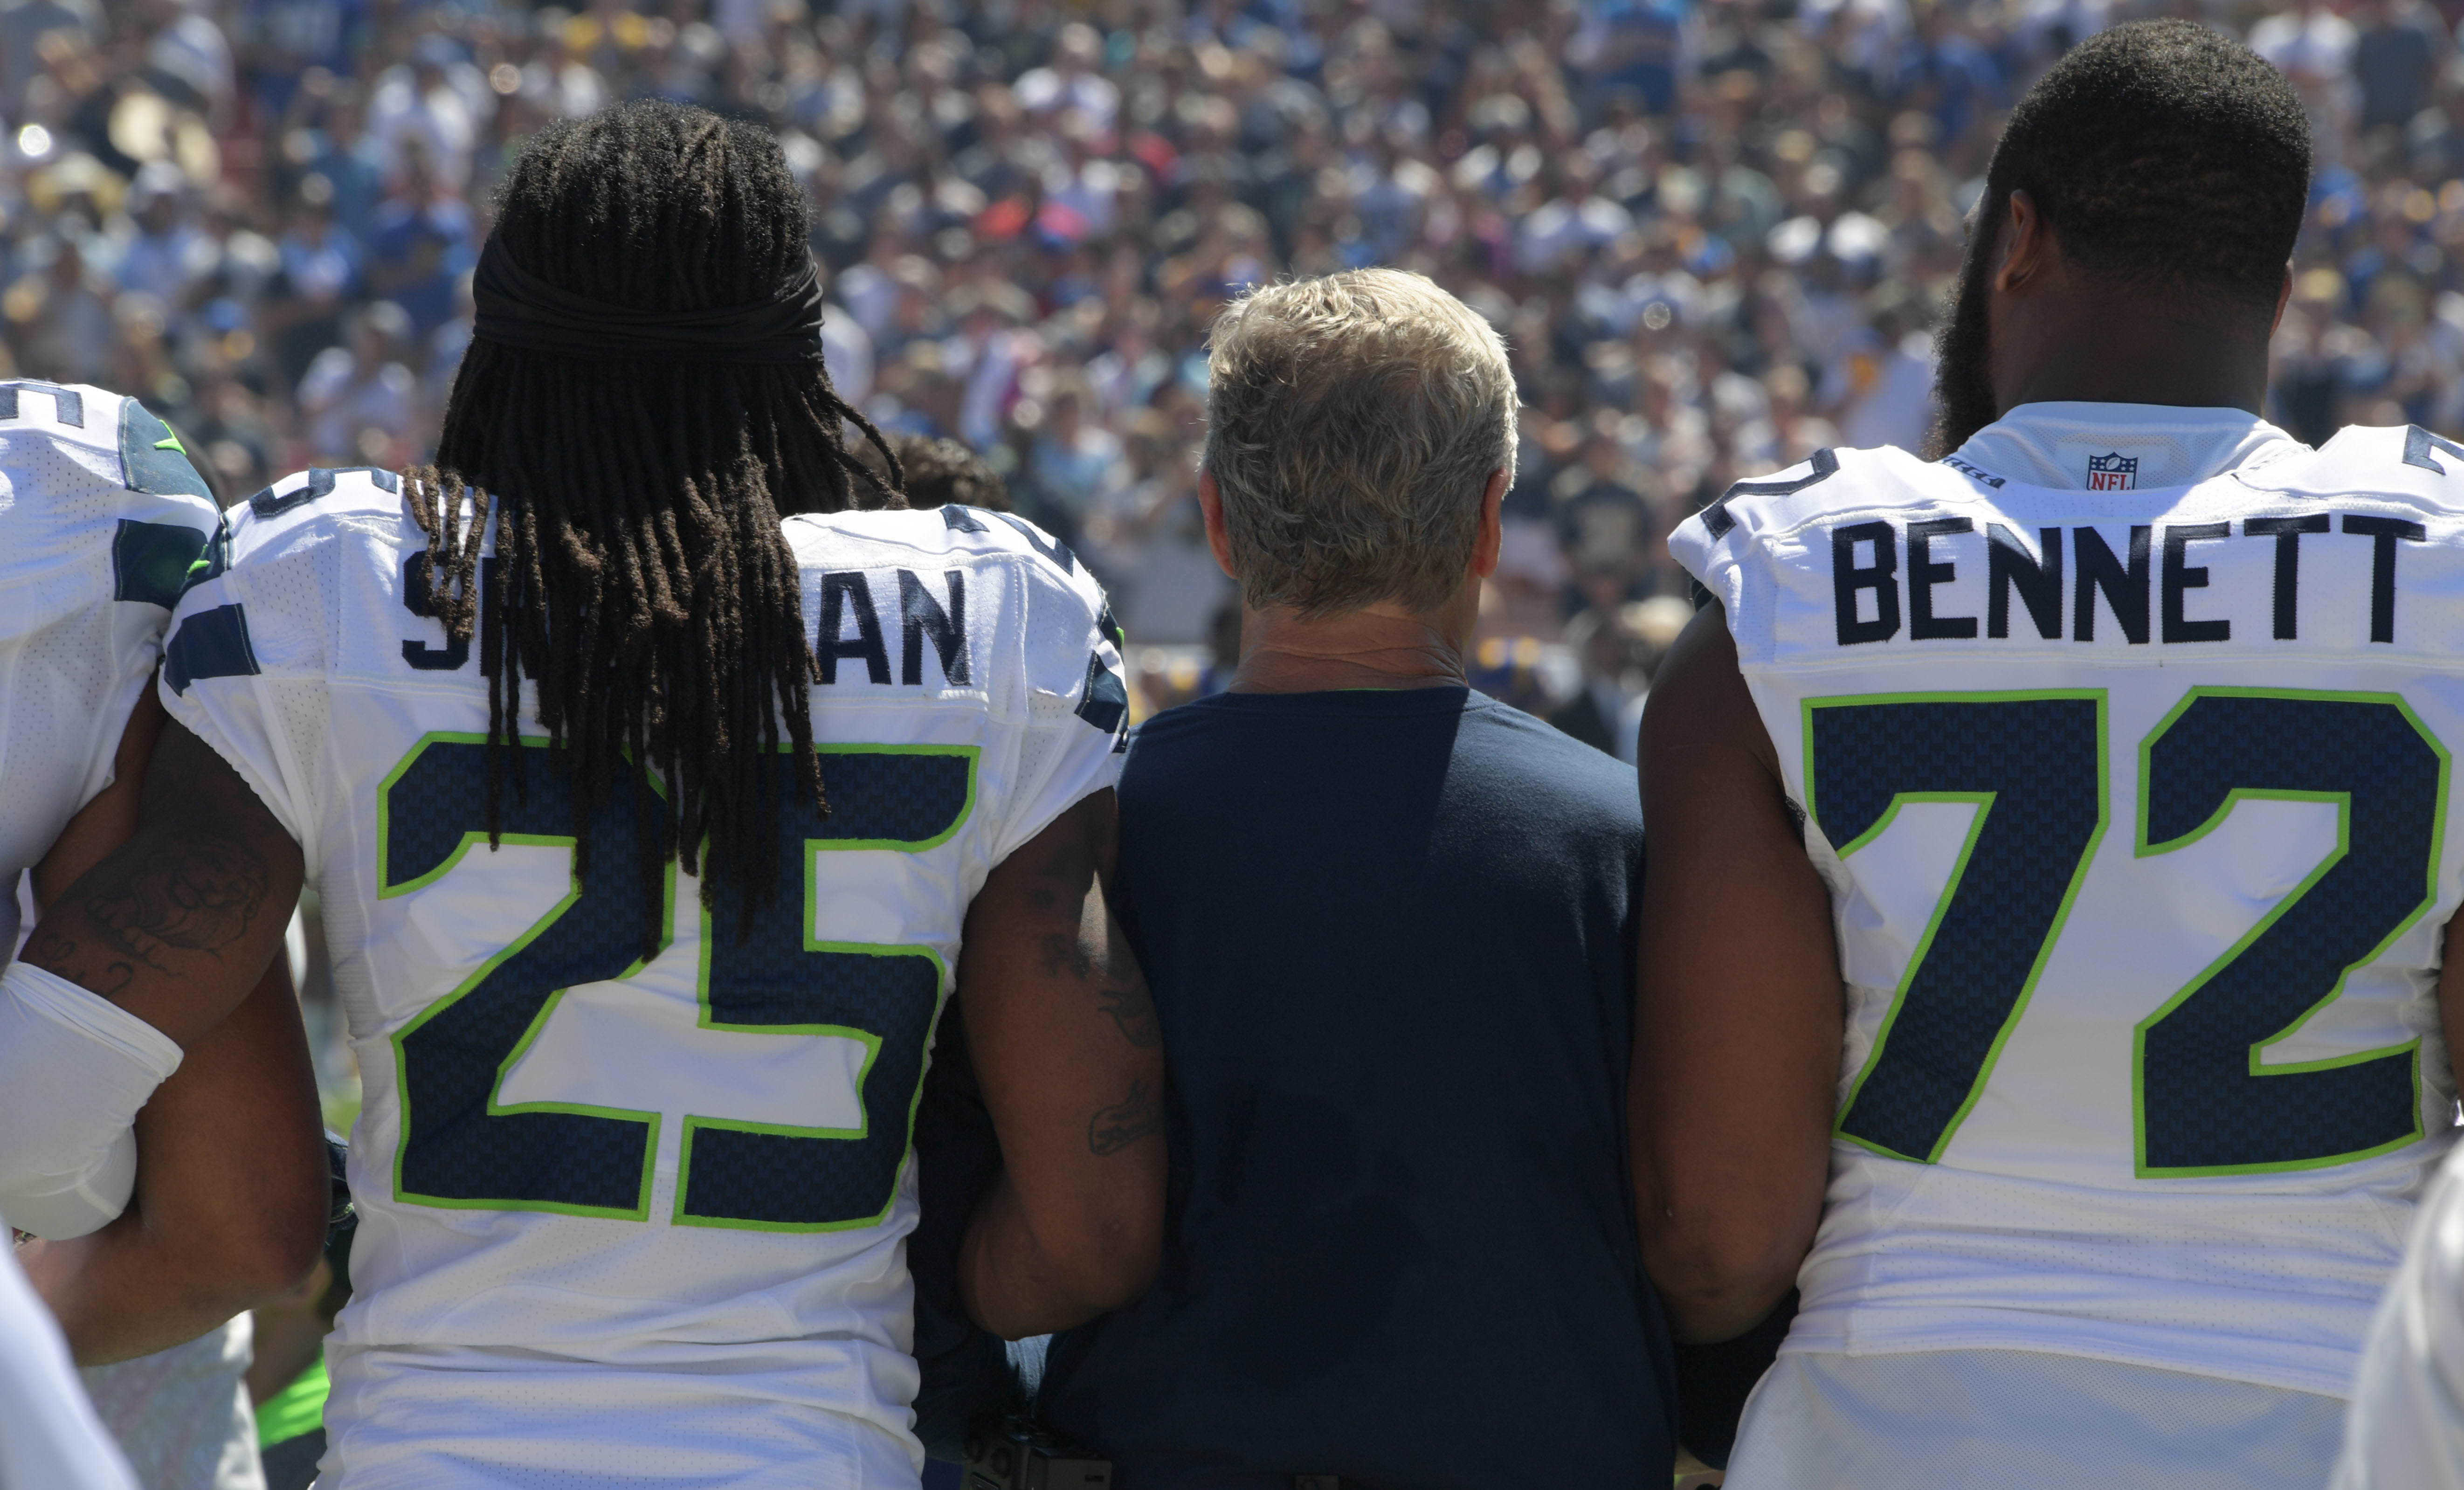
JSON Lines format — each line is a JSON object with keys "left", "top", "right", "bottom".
{"left": 14, "top": 0, "right": 2454, "bottom": 759}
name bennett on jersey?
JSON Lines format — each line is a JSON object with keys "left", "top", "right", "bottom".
{"left": 1830, "top": 510, "right": 2423, "bottom": 647}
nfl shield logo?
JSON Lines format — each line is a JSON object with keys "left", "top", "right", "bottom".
{"left": 2085, "top": 452, "right": 2138, "bottom": 490}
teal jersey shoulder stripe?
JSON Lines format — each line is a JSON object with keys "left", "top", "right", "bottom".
{"left": 164, "top": 603, "right": 260, "bottom": 695}
{"left": 111, "top": 518, "right": 208, "bottom": 608}
{"left": 117, "top": 398, "right": 212, "bottom": 500}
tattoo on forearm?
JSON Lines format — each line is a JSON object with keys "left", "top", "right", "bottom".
{"left": 1100, "top": 978, "right": 1160, "bottom": 1049}
{"left": 1039, "top": 931, "right": 1096, "bottom": 982}
{"left": 1038, "top": 927, "right": 1160, "bottom": 1049}
{"left": 1088, "top": 1077, "right": 1163, "bottom": 1156}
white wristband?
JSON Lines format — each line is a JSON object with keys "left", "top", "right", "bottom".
{"left": 0, "top": 961, "right": 183, "bottom": 1239}
{"left": 2, "top": 963, "right": 181, "bottom": 1078}
{"left": 0, "top": 1131, "right": 136, "bottom": 1241}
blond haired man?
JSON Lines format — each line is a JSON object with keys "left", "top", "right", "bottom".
{"left": 1001, "top": 269, "right": 1677, "bottom": 1486}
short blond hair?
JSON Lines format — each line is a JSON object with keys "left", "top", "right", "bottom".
{"left": 1203, "top": 269, "right": 1517, "bottom": 616}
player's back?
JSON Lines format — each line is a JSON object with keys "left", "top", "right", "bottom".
{"left": 0, "top": 379, "right": 216, "bottom": 940}
{"left": 1674, "top": 411, "right": 2464, "bottom": 1405}
{"left": 161, "top": 476, "right": 1126, "bottom": 1489}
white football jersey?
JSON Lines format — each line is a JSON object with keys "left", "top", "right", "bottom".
{"left": 0, "top": 1217, "right": 139, "bottom": 1490}
{"left": 80, "top": 1317, "right": 262, "bottom": 1490}
{"left": 1671, "top": 409, "right": 2464, "bottom": 1399}
{"left": 2335, "top": 1138, "right": 2464, "bottom": 1489}
{"left": 160, "top": 475, "right": 1128, "bottom": 1488}
{"left": 0, "top": 380, "right": 218, "bottom": 947}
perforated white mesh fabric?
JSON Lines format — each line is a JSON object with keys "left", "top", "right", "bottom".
{"left": 0, "top": 607, "right": 137, "bottom": 881}
{"left": 1950, "top": 403, "right": 2294, "bottom": 491}
{"left": 78, "top": 1317, "right": 260, "bottom": 1490}
{"left": 261, "top": 679, "right": 332, "bottom": 841}
{"left": 2336, "top": 1141, "right": 2464, "bottom": 1490}
{"left": 0, "top": 395, "right": 214, "bottom": 894}
{"left": 990, "top": 543, "right": 1125, "bottom": 861}
{"left": 0, "top": 1229, "right": 138, "bottom": 1490}
{"left": 1730, "top": 1349, "right": 2346, "bottom": 1490}
{"left": 236, "top": 535, "right": 336, "bottom": 663}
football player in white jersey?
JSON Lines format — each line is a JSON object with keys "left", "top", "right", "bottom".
{"left": 0, "top": 379, "right": 233, "bottom": 1237}
{"left": 1632, "top": 22, "right": 2464, "bottom": 1488}
{"left": 18, "top": 102, "right": 1164, "bottom": 1488}
{"left": 0, "top": 380, "right": 324, "bottom": 1466}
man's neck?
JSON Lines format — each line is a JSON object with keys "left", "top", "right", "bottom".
{"left": 1227, "top": 601, "right": 1472, "bottom": 694}
{"left": 1993, "top": 294, "right": 2273, "bottom": 418}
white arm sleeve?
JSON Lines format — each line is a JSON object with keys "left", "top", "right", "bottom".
{"left": 2334, "top": 1142, "right": 2464, "bottom": 1490}
{"left": 0, "top": 1231, "right": 138, "bottom": 1490}
{"left": 0, "top": 961, "right": 182, "bottom": 1239}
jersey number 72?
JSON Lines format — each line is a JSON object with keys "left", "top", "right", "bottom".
{"left": 1810, "top": 689, "right": 2446, "bottom": 1177}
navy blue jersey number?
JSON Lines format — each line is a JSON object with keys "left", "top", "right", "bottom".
{"left": 2134, "top": 691, "right": 2444, "bottom": 1175}
{"left": 1812, "top": 694, "right": 2108, "bottom": 1164}
{"left": 379, "top": 736, "right": 974, "bottom": 1226}
{"left": 1814, "top": 689, "right": 2446, "bottom": 1175}
{"left": 678, "top": 745, "right": 975, "bottom": 1231}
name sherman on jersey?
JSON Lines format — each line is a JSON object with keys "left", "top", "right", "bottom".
{"left": 393, "top": 498, "right": 1130, "bottom": 740}
{"left": 159, "top": 471, "right": 1126, "bottom": 1489}
{"left": 1672, "top": 422, "right": 2464, "bottom": 1399}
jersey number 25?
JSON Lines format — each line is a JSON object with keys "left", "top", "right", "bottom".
{"left": 377, "top": 735, "right": 975, "bottom": 1229}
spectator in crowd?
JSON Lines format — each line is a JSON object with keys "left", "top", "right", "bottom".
{"left": 266, "top": 192, "right": 359, "bottom": 390}
{"left": 7, "top": 235, "right": 113, "bottom": 383}
{"left": 855, "top": 428, "right": 1012, "bottom": 510}
{"left": 27, "top": 0, "right": 2455, "bottom": 664}
{"left": 113, "top": 160, "right": 213, "bottom": 304}
{"left": 2354, "top": 0, "right": 2446, "bottom": 132}
{"left": 998, "top": 266, "right": 1673, "bottom": 1485}
{"left": 1023, "top": 373, "right": 1126, "bottom": 528}
{"left": 1549, "top": 595, "right": 1689, "bottom": 764}
{"left": 294, "top": 297, "right": 413, "bottom": 463}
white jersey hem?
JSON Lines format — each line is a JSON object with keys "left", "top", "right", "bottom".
{"left": 1781, "top": 1321, "right": 2358, "bottom": 1400}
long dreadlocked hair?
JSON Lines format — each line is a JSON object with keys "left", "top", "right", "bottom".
{"left": 409, "top": 99, "right": 903, "bottom": 955}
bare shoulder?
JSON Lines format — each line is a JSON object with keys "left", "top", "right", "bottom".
{"left": 1644, "top": 600, "right": 1781, "bottom": 779}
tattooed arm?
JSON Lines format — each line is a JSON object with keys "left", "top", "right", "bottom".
{"left": 955, "top": 787, "right": 1166, "bottom": 1340}
{"left": 22, "top": 718, "right": 304, "bottom": 1049}
{"left": 11, "top": 704, "right": 324, "bottom": 1357}
{"left": 18, "top": 958, "right": 326, "bottom": 1363}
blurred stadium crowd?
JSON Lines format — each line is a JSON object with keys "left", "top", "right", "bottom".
{"left": 8, "top": 0, "right": 2464, "bottom": 714}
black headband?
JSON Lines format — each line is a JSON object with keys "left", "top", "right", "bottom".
{"left": 469, "top": 234, "right": 828, "bottom": 364}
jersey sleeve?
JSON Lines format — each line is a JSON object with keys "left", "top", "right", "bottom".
{"left": 0, "top": 386, "right": 220, "bottom": 635}
{"left": 88, "top": 401, "right": 223, "bottom": 807}
{"left": 1667, "top": 449, "right": 1850, "bottom": 615}
{"left": 156, "top": 475, "right": 351, "bottom": 865}
{"left": 989, "top": 545, "right": 1129, "bottom": 867}
{"left": 0, "top": 387, "right": 221, "bottom": 840}
{"left": 1666, "top": 506, "right": 1731, "bottom": 615}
